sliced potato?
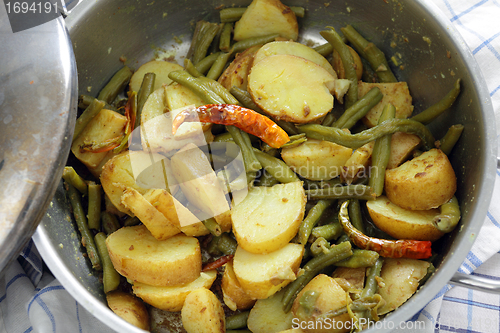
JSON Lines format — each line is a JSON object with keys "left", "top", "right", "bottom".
{"left": 181, "top": 288, "right": 225, "bottom": 333}
{"left": 367, "top": 195, "right": 444, "bottom": 241}
{"left": 233, "top": 243, "right": 304, "bottom": 299}
{"left": 171, "top": 143, "right": 230, "bottom": 219}
{"left": 71, "top": 109, "right": 127, "bottom": 169}
{"left": 341, "top": 141, "right": 374, "bottom": 184}
{"left": 331, "top": 267, "right": 366, "bottom": 290}
{"left": 281, "top": 140, "right": 352, "bottom": 181}
{"left": 121, "top": 187, "right": 181, "bottom": 240}
{"left": 248, "top": 54, "right": 336, "bottom": 123}
{"left": 247, "top": 288, "right": 294, "bottom": 333}
{"left": 140, "top": 87, "right": 210, "bottom": 153}
{"left": 132, "top": 270, "right": 217, "bottom": 312}
{"left": 100, "top": 151, "right": 171, "bottom": 214}
{"left": 291, "top": 274, "right": 352, "bottom": 333}
{"left": 358, "top": 81, "right": 414, "bottom": 127}
{"left": 165, "top": 83, "right": 212, "bottom": 139}
{"left": 231, "top": 182, "right": 306, "bottom": 254}
{"left": 377, "top": 258, "right": 431, "bottom": 315}
{"left": 106, "top": 225, "right": 201, "bottom": 286}
{"left": 332, "top": 45, "right": 363, "bottom": 81}
{"left": 129, "top": 60, "right": 183, "bottom": 92}
{"left": 233, "top": 0, "right": 298, "bottom": 41}
{"left": 385, "top": 148, "right": 457, "bottom": 210}
{"left": 387, "top": 132, "right": 421, "bottom": 169}
{"left": 218, "top": 45, "right": 261, "bottom": 91}
{"left": 221, "top": 261, "right": 256, "bottom": 311}
{"left": 106, "top": 290, "right": 150, "bottom": 331}
{"left": 143, "top": 188, "right": 209, "bottom": 237}
{"left": 253, "top": 41, "right": 337, "bottom": 77}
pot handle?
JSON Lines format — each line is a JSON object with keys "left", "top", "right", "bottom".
{"left": 449, "top": 157, "right": 500, "bottom": 293}
{"left": 450, "top": 272, "right": 500, "bottom": 293}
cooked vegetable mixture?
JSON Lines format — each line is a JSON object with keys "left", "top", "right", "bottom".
{"left": 64, "top": 0, "right": 463, "bottom": 331}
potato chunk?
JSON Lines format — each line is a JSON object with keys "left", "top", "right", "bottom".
{"left": 233, "top": 0, "right": 298, "bottom": 41}
{"left": 253, "top": 41, "right": 337, "bottom": 77}
{"left": 385, "top": 148, "right": 457, "bottom": 210}
{"left": 121, "top": 187, "right": 181, "bottom": 240}
{"left": 387, "top": 132, "right": 421, "bottom": 169}
{"left": 129, "top": 60, "right": 183, "bottom": 92}
{"left": 218, "top": 45, "right": 261, "bottom": 91}
{"left": 281, "top": 140, "right": 352, "bottom": 181}
{"left": 132, "top": 270, "right": 217, "bottom": 312}
{"left": 247, "top": 288, "right": 294, "bottom": 333}
{"left": 291, "top": 274, "right": 352, "bottom": 333}
{"left": 366, "top": 195, "right": 444, "bottom": 241}
{"left": 248, "top": 54, "right": 336, "bottom": 123}
{"left": 377, "top": 258, "right": 430, "bottom": 315}
{"left": 358, "top": 81, "right": 414, "bottom": 127}
{"left": 71, "top": 109, "right": 127, "bottom": 169}
{"left": 221, "top": 261, "right": 256, "bottom": 311}
{"left": 106, "top": 225, "right": 201, "bottom": 286}
{"left": 106, "top": 291, "right": 150, "bottom": 331}
{"left": 233, "top": 244, "right": 303, "bottom": 299}
{"left": 181, "top": 288, "right": 225, "bottom": 333}
{"left": 231, "top": 182, "right": 306, "bottom": 254}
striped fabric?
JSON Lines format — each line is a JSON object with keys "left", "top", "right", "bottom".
{"left": 1, "top": 0, "right": 499, "bottom": 332}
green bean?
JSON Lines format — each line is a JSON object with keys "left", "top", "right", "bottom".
{"left": 207, "top": 235, "right": 222, "bottom": 256}
{"left": 65, "top": 182, "right": 102, "bottom": 270}
{"left": 206, "top": 52, "right": 232, "bottom": 80}
{"left": 333, "top": 87, "right": 383, "bottom": 129}
{"left": 217, "top": 232, "right": 238, "bottom": 255}
{"left": 297, "top": 290, "right": 321, "bottom": 317}
{"left": 419, "top": 262, "right": 436, "bottom": 286}
{"left": 101, "top": 211, "right": 121, "bottom": 235}
{"left": 62, "top": 166, "right": 88, "bottom": 195}
{"left": 136, "top": 73, "right": 156, "bottom": 129}
{"left": 282, "top": 241, "right": 353, "bottom": 312}
{"left": 184, "top": 58, "right": 203, "bottom": 78}
{"left": 202, "top": 217, "right": 222, "bottom": 237}
{"left": 123, "top": 215, "right": 140, "bottom": 226}
{"left": 314, "top": 42, "right": 334, "bottom": 58}
{"left": 73, "top": 98, "right": 105, "bottom": 141}
{"left": 433, "top": 196, "right": 461, "bottom": 233}
{"left": 368, "top": 103, "right": 396, "bottom": 196}
{"left": 299, "top": 200, "right": 334, "bottom": 245}
{"left": 94, "top": 232, "right": 120, "bottom": 293}
{"left": 168, "top": 70, "right": 224, "bottom": 104}
{"left": 336, "top": 234, "right": 351, "bottom": 245}
{"left": 230, "top": 86, "right": 299, "bottom": 135}
{"left": 335, "top": 249, "right": 379, "bottom": 268}
{"left": 256, "top": 169, "right": 279, "bottom": 187}
{"left": 252, "top": 148, "right": 299, "bottom": 183}
{"left": 302, "top": 178, "right": 342, "bottom": 191}
{"left": 87, "top": 183, "right": 102, "bottom": 230}
{"left": 97, "top": 66, "right": 133, "bottom": 104}
{"left": 227, "top": 126, "right": 262, "bottom": 174}
{"left": 341, "top": 25, "right": 397, "bottom": 83}
{"left": 213, "top": 132, "right": 234, "bottom": 143}
{"left": 78, "top": 94, "right": 114, "bottom": 111}
{"left": 195, "top": 52, "right": 221, "bottom": 75}
{"left": 219, "top": 23, "right": 233, "bottom": 52}
{"left": 311, "top": 223, "right": 343, "bottom": 241}
{"left": 187, "top": 20, "right": 210, "bottom": 60}
{"left": 320, "top": 27, "right": 358, "bottom": 108}
{"left": 348, "top": 199, "right": 365, "bottom": 234}
{"left": 310, "top": 237, "right": 331, "bottom": 256}
{"left": 438, "top": 124, "right": 464, "bottom": 155}
{"left": 193, "top": 22, "right": 221, "bottom": 65}
{"left": 298, "top": 118, "right": 435, "bottom": 150}
{"left": 361, "top": 257, "right": 383, "bottom": 298}
{"left": 231, "top": 34, "right": 279, "bottom": 54}
{"left": 198, "top": 76, "right": 239, "bottom": 104}
{"left": 305, "top": 185, "right": 374, "bottom": 201}
{"left": 226, "top": 311, "right": 250, "bottom": 330}
{"left": 411, "top": 79, "right": 461, "bottom": 125}
{"left": 220, "top": 6, "right": 305, "bottom": 22}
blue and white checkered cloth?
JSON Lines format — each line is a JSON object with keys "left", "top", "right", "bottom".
{"left": 1, "top": 0, "right": 500, "bottom": 332}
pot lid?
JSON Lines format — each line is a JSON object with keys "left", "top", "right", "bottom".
{"left": 0, "top": 5, "right": 77, "bottom": 272}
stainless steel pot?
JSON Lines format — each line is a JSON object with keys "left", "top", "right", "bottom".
{"left": 33, "top": 0, "right": 498, "bottom": 332}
